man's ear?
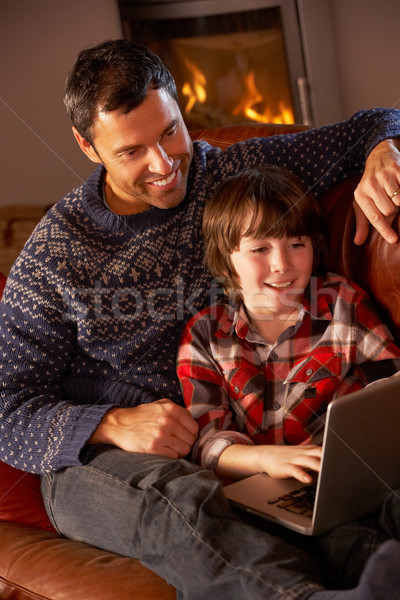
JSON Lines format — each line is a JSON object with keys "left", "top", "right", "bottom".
{"left": 72, "top": 126, "right": 102, "bottom": 164}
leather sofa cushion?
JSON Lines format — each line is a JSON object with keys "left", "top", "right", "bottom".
{"left": 0, "top": 461, "right": 56, "bottom": 534}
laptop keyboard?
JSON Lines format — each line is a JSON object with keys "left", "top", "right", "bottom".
{"left": 267, "top": 485, "right": 316, "bottom": 518}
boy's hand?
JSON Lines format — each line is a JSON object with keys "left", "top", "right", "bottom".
{"left": 258, "top": 444, "right": 322, "bottom": 484}
{"left": 216, "top": 443, "right": 322, "bottom": 483}
{"left": 353, "top": 138, "right": 400, "bottom": 245}
{"left": 89, "top": 399, "right": 199, "bottom": 458}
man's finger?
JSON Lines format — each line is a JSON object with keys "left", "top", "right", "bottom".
{"left": 353, "top": 199, "right": 398, "bottom": 245}
{"left": 353, "top": 202, "right": 371, "bottom": 245}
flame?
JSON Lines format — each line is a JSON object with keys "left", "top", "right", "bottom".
{"left": 182, "top": 62, "right": 294, "bottom": 124}
{"left": 233, "top": 72, "right": 294, "bottom": 124}
{"left": 182, "top": 58, "right": 207, "bottom": 114}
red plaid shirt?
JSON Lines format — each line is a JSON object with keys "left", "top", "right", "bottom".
{"left": 177, "top": 274, "right": 400, "bottom": 471}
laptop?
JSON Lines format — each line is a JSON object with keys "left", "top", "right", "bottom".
{"left": 223, "top": 374, "right": 400, "bottom": 536}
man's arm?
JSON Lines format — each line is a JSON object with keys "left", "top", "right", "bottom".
{"left": 0, "top": 264, "right": 196, "bottom": 473}
{"left": 209, "top": 108, "right": 400, "bottom": 244}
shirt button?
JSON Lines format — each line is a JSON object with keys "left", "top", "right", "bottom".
{"left": 273, "top": 402, "right": 281, "bottom": 411}
{"left": 306, "top": 368, "right": 313, "bottom": 376}
{"left": 271, "top": 352, "right": 278, "bottom": 360}
{"left": 234, "top": 385, "right": 240, "bottom": 394}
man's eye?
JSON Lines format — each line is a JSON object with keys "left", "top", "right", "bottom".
{"left": 165, "top": 126, "right": 177, "bottom": 137}
{"left": 122, "top": 148, "right": 139, "bottom": 159}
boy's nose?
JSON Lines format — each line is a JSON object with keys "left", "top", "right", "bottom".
{"left": 270, "top": 250, "right": 290, "bottom": 272}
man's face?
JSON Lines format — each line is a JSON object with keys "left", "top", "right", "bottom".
{"left": 83, "top": 88, "right": 194, "bottom": 215}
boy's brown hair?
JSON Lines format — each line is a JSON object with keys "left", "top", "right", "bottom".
{"left": 203, "top": 165, "right": 327, "bottom": 295}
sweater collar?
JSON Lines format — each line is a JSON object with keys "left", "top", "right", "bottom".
{"left": 82, "top": 166, "right": 192, "bottom": 234}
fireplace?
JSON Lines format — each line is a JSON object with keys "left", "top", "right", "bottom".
{"left": 118, "top": 0, "right": 316, "bottom": 129}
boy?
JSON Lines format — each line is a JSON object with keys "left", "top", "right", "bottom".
{"left": 178, "top": 165, "right": 400, "bottom": 483}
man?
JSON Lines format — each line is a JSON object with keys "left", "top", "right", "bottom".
{"left": 1, "top": 39, "right": 400, "bottom": 600}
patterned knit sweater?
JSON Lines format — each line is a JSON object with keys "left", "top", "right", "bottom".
{"left": 1, "top": 108, "right": 399, "bottom": 473}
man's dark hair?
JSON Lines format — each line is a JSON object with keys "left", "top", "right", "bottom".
{"left": 64, "top": 39, "right": 179, "bottom": 144}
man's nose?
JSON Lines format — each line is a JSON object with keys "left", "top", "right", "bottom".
{"left": 147, "top": 144, "right": 174, "bottom": 174}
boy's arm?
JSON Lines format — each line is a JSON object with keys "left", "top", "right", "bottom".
{"left": 177, "top": 312, "right": 254, "bottom": 470}
{"left": 177, "top": 311, "right": 322, "bottom": 482}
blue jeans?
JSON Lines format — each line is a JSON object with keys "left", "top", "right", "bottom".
{"left": 40, "top": 445, "right": 399, "bottom": 600}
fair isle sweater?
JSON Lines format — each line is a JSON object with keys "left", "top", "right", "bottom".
{"left": 1, "top": 108, "right": 400, "bottom": 474}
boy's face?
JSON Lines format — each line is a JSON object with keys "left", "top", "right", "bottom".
{"left": 230, "top": 234, "right": 314, "bottom": 320}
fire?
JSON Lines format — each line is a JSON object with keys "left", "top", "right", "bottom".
{"left": 182, "top": 62, "right": 294, "bottom": 125}
{"left": 233, "top": 72, "right": 294, "bottom": 124}
{"left": 182, "top": 58, "right": 207, "bottom": 114}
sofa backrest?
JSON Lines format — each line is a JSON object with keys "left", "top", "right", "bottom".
{"left": 191, "top": 124, "right": 400, "bottom": 342}
{"left": 0, "top": 271, "right": 6, "bottom": 300}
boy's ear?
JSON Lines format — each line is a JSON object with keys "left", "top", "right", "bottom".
{"left": 72, "top": 127, "right": 102, "bottom": 164}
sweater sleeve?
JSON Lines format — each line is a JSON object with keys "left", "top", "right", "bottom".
{"left": 206, "top": 108, "right": 400, "bottom": 195}
{"left": 0, "top": 262, "right": 155, "bottom": 474}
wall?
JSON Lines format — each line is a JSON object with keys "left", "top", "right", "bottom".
{"left": 0, "top": 0, "right": 122, "bottom": 208}
{"left": 329, "top": 0, "right": 400, "bottom": 118}
{"left": 0, "top": 0, "right": 399, "bottom": 208}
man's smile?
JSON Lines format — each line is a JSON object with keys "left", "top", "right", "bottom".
{"left": 150, "top": 168, "right": 178, "bottom": 188}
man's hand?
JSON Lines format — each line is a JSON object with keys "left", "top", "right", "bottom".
{"left": 353, "top": 138, "right": 400, "bottom": 245}
{"left": 89, "top": 398, "right": 199, "bottom": 459}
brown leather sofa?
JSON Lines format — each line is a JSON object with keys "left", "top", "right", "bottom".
{"left": 0, "top": 123, "right": 399, "bottom": 600}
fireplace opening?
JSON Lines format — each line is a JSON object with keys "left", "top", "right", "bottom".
{"left": 118, "top": 2, "right": 310, "bottom": 129}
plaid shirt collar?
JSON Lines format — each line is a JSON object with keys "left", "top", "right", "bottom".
{"left": 215, "top": 276, "right": 334, "bottom": 341}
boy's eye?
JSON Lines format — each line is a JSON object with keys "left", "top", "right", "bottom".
{"left": 251, "top": 246, "right": 268, "bottom": 254}
{"left": 288, "top": 236, "right": 307, "bottom": 249}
